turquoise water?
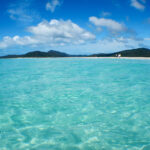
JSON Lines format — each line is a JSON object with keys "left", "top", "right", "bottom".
{"left": 0, "top": 58, "right": 150, "bottom": 150}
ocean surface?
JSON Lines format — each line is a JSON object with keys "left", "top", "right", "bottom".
{"left": 0, "top": 58, "right": 150, "bottom": 150}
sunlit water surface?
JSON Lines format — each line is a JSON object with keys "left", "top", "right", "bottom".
{"left": 0, "top": 58, "right": 150, "bottom": 150}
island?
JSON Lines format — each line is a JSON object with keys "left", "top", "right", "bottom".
{"left": 0, "top": 48, "right": 150, "bottom": 58}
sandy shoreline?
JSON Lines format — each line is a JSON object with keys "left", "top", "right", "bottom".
{"left": 82, "top": 57, "right": 150, "bottom": 60}
{"left": 1, "top": 57, "right": 150, "bottom": 60}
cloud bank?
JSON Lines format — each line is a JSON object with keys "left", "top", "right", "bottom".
{"left": 0, "top": 19, "right": 95, "bottom": 49}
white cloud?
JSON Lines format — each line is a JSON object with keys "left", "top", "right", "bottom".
{"left": 0, "top": 19, "right": 95, "bottom": 49}
{"left": 130, "top": 0, "right": 145, "bottom": 10}
{"left": 97, "top": 37, "right": 144, "bottom": 52}
{"left": 8, "top": 8, "right": 33, "bottom": 22}
{"left": 89, "top": 17, "right": 126, "bottom": 32}
{"left": 101, "top": 12, "right": 111, "bottom": 17}
{"left": 71, "top": 37, "right": 145, "bottom": 54}
{"left": 57, "top": 37, "right": 145, "bottom": 54}
{"left": 144, "top": 38, "right": 150, "bottom": 41}
{"left": 46, "top": 0, "right": 61, "bottom": 12}
{"left": 7, "top": 0, "right": 39, "bottom": 22}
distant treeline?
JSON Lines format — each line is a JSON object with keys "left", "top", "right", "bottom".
{"left": 1, "top": 48, "right": 150, "bottom": 58}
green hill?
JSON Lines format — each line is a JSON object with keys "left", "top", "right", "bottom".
{"left": 0, "top": 48, "right": 150, "bottom": 58}
{"left": 90, "top": 48, "right": 150, "bottom": 57}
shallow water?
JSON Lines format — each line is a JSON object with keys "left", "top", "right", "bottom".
{"left": 0, "top": 58, "right": 150, "bottom": 150}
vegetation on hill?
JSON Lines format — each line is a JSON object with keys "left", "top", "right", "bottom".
{"left": 90, "top": 48, "right": 150, "bottom": 57}
{"left": 0, "top": 48, "right": 150, "bottom": 58}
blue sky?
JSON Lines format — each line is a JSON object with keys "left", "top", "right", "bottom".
{"left": 0, "top": 0, "right": 150, "bottom": 55}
